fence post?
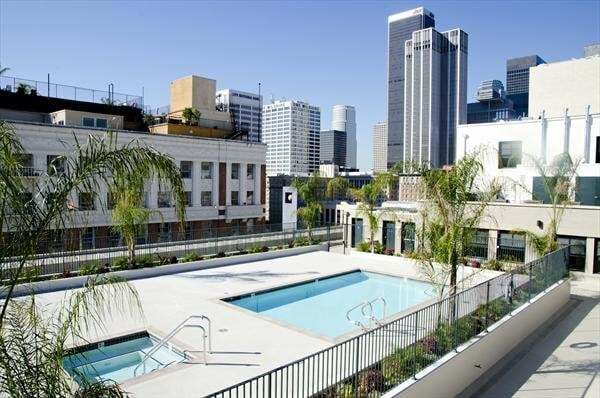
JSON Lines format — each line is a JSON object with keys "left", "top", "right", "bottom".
{"left": 509, "top": 273, "right": 514, "bottom": 311}
{"left": 267, "top": 373, "right": 272, "bottom": 398}
{"left": 413, "top": 311, "right": 419, "bottom": 379}
{"left": 327, "top": 224, "right": 331, "bottom": 251}
{"left": 528, "top": 263, "right": 533, "bottom": 302}
{"left": 485, "top": 280, "right": 491, "bottom": 331}
{"left": 354, "top": 336, "right": 361, "bottom": 397}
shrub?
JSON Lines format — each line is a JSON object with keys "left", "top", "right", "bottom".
{"left": 135, "top": 255, "right": 155, "bottom": 268}
{"left": 356, "top": 241, "right": 371, "bottom": 252}
{"left": 287, "top": 240, "right": 295, "bottom": 249}
{"left": 249, "top": 246, "right": 263, "bottom": 254}
{"left": 294, "top": 236, "right": 310, "bottom": 247}
{"left": 382, "top": 345, "right": 432, "bottom": 385}
{"left": 181, "top": 252, "right": 201, "bottom": 263}
{"left": 169, "top": 256, "right": 178, "bottom": 264}
{"left": 216, "top": 251, "right": 226, "bottom": 258}
{"left": 358, "top": 369, "right": 385, "bottom": 395}
{"left": 61, "top": 267, "right": 72, "bottom": 278}
{"left": 373, "top": 241, "right": 385, "bottom": 254}
{"left": 261, "top": 245, "right": 269, "bottom": 252}
{"left": 237, "top": 249, "right": 248, "bottom": 255}
{"left": 384, "top": 248, "right": 395, "bottom": 256}
{"left": 79, "top": 262, "right": 102, "bottom": 276}
{"left": 111, "top": 257, "right": 129, "bottom": 271}
{"left": 483, "top": 259, "right": 505, "bottom": 271}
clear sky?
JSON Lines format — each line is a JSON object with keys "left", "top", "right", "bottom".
{"left": 1, "top": 0, "right": 599, "bottom": 171}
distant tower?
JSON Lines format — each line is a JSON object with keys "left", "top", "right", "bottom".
{"left": 372, "top": 121, "right": 388, "bottom": 172}
{"left": 331, "top": 105, "right": 356, "bottom": 168}
{"left": 387, "top": 7, "right": 436, "bottom": 169}
{"left": 506, "top": 55, "right": 546, "bottom": 117}
{"left": 404, "top": 27, "right": 468, "bottom": 168}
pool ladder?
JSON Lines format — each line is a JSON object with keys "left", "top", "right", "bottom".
{"left": 346, "top": 297, "right": 387, "bottom": 331}
{"left": 133, "top": 315, "right": 212, "bottom": 377}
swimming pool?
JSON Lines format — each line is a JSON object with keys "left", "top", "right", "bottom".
{"left": 63, "top": 332, "right": 185, "bottom": 385}
{"left": 226, "top": 270, "right": 434, "bottom": 338}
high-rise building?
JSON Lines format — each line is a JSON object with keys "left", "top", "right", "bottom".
{"left": 216, "top": 89, "right": 262, "bottom": 142}
{"left": 320, "top": 130, "right": 347, "bottom": 167}
{"left": 467, "top": 80, "right": 517, "bottom": 124}
{"left": 331, "top": 105, "right": 357, "bottom": 168}
{"left": 404, "top": 28, "right": 468, "bottom": 168}
{"left": 372, "top": 122, "right": 388, "bottom": 172}
{"left": 262, "top": 100, "right": 321, "bottom": 175}
{"left": 387, "top": 7, "right": 435, "bottom": 169}
{"left": 506, "top": 55, "right": 546, "bottom": 117}
{"left": 583, "top": 43, "right": 600, "bottom": 57}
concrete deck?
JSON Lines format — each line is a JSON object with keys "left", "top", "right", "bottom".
{"left": 34, "top": 250, "right": 498, "bottom": 397}
{"left": 471, "top": 278, "right": 600, "bottom": 398}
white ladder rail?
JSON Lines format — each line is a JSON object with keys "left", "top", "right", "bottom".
{"left": 361, "top": 297, "right": 387, "bottom": 327}
{"left": 133, "top": 315, "right": 212, "bottom": 376}
{"left": 346, "top": 302, "right": 371, "bottom": 331}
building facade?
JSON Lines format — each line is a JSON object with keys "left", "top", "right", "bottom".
{"left": 331, "top": 105, "right": 357, "bottom": 169}
{"left": 1, "top": 75, "right": 267, "bottom": 251}
{"left": 467, "top": 80, "right": 516, "bottom": 124}
{"left": 372, "top": 121, "right": 388, "bottom": 173}
{"left": 387, "top": 7, "right": 435, "bottom": 169}
{"left": 262, "top": 100, "right": 321, "bottom": 176}
{"left": 506, "top": 55, "right": 546, "bottom": 117}
{"left": 216, "top": 89, "right": 262, "bottom": 142}
{"left": 403, "top": 27, "right": 468, "bottom": 168}
{"left": 320, "top": 129, "right": 347, "bottom": 167}
{"left": 529, "top": 55, "right": 600, "bottom": 119}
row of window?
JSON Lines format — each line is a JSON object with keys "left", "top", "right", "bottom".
{"left": 179, "top": 161, "right": 256, "bottom": 180}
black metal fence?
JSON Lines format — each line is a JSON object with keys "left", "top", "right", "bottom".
{"left": 2, "top": 223, "right": 343, "bottom": 280}
{"left": 206, "top": 247, "right": 569, "bottom": 398}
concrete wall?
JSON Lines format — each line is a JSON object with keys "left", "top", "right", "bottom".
{"left": 529, "top": 56, "right": 600, "bottom": 118}
{"left": 385, "top": 279, "right": 571, "bottom": 398}
{"left": 49, "top": 109, "right": 123, "bottom": 129}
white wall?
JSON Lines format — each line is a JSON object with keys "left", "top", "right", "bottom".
{"left": 529, "top": 56, "right": 600, "bottom": 118}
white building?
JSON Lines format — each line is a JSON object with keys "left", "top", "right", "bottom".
{"left": 331, "top": 105, "right": 357, "bottom": 169}
{"left": 262, "top": 100, "right": 320, "bottom": 176}
{"left": 216, "top": 89, "right": 262, "bottom": 142}
{"left": 372, "top": 121, "right": 388, "bottom": 172}
{"left": 404, "top": 27, "right": 468, "bottom": 168}
{"left": 529, "top": 55, "right": 600, "bottom": 119}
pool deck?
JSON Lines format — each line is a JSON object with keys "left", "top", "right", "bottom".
{"left": 35, "top": 250, "right": 500, "bottom": 397}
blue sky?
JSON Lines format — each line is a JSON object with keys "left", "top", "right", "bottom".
{"left": 1, "top": 0, "right": 599, "bottom": 171}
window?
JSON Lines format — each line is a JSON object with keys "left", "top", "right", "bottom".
{"left": 497, "top": 231, "right": 525, "bottom": 262}
{"left": 82, "top": 117, "right": 95, "bottom": 127}
{"left": 81, "top": 227, "right": 95, "bottom": 250}
{"left": 596, "top": 137, "right": 600, "bottom": 164}
{"left": 201, "top": 191, "right": 212, "bottom": 206}
{"left": 157, "top": 192, "right": 171, "bottom": 208}
{"left": 231, "top": 163, "right": 240, "bottom": 180}
{"left": 159, "top": 223, "right": 171, "bottom": 242}
{"left": 247, "top": 164, "right": 255, "bottom": 180}
{"left": 231, "top": 191, "right": 239, "bottom": 206}
{"left": 246, "top": 191, "right": 254, "bottom": 204}
{"left": 78, "top": 192, "right": 95, "bottom": 211}
{"left": 108, "top": 230, "right": 121, "bottom": 247}
{"left": 18, "top": 153, "right": 34, "bottom": 176}
{"left": 498, "top": 141, "right": 522, "bottom": 168}
{"left": 201, "top": 162, "right": 213, "bottom": 179}
{"left": 558, "top": 236, "right": 586, "bottom": 271}
{"left": 184, "top": 191, "right": 192, "bottom": 207}
{"left": 95, "top": 118, "right": 108, "bottom": 128}
{"left": 179, "top": 161, "right": 193, "bottom": 179}
{"left": 47, "top": 155, "right": 65, "bottom": 175}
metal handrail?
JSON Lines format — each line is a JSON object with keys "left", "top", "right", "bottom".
{"left": 133, "top": 315, "right": 212, "bottom": 376}
{"left": 346, "top": 302, "right": 371, "bottom": 331}
{"left": 361, "top": 297, "right": 387, "bottom": 327}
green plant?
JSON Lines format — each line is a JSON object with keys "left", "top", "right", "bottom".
{"left": 79, "top": 261, "right": 102, "bottom": 276}
{"left": 16, "top": 83, "right": 31, "bottom": 95}
{"left": 249, "top": 245, "right": 263, "bottom": 254}
{"left": 111, "top": 256, "right": 129, "bottom": 271}
{"left": 483, "top": 259, "right": 505, "bottom": 271}
{"left": 294, "top": 236, "right": 311, "bottom": 247}
{"left": 382, "top": 345, "right": 432, "bottom": 385}
{"left": 182, "top": 107, "right": 201, "bottom": 125}
{"left": 181, "top": 252, "right": 201, "bottom": 262}
{"left": 356, "top": 241, "right": 371, "bottom": 252}
{"left": 134, "top": 255, "right": 154, "bottom": 268}
{"left": 357, "top": 369, "right": 385, "bottom": 395}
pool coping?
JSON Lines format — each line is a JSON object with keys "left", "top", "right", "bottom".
{"left": 214, "top": 268, "right": 440, "bottom": 344}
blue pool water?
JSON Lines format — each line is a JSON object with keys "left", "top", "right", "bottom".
{"left": 228, "top": 271, "right": 434, "bottom": 338}
{"left": 63, "top": 335, "right": 185, "bottom": 384}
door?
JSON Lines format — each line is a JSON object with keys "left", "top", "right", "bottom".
{"left": 382, "top": 221, "right": 395, "bottom": 251}
{"left": 401, "top": 223, "right": 415, "bottom": 253}
{"left": 351, "top": 218, "right": 363, "bottom": 247}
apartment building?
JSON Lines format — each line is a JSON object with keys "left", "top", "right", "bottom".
{"left": 262, "top": 100, "right": 321, "bottom": 175}
{"left": 0, "top": 75, "right": 266, "bottom": 251}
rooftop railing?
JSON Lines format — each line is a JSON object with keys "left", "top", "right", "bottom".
{"left": 0, "top": 75, "right": 143, "bottom": 109}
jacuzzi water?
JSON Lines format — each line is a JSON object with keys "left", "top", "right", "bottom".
{"left": 63, "top": 334, "right": 185, "bottom": 384}
{"left": 227, "top": 270, "right": 434, "bottom": 338}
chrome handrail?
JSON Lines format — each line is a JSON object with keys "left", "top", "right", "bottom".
{"left": 133, "top": 315, "right": 212, "bottom": 376}
{"left": 346, "top": 302, "right": 371, "bottom": 331}
{"left": 361, "top": 297, "right": 387, "bottom": 327}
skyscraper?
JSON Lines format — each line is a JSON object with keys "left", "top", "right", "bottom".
{"left": 216, "top": 89, "right": 262, "bottom": 142}
{"left": 320, "top": 130, "right": 347, "bottom": 167}
{"left": 331, "top": 105, "right": 357, "bottom": 168}
{"left": 467, "top": 80, "right": 516, "bottom": 124}
{"left": 372, "top": 121, "right": 388, "bottom": 173}
{"left": 387, "top": 7, "right": 435, "bottom": 169}
{"left": 506, "top": 55, "right": 546, "bottom": 117}
{"left": 262, "top": 100, "right": 320, "bottom": 175}
{"left": 404, "top": 28, "right": 468, "bottom": 168}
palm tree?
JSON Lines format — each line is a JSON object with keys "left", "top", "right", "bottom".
{"left": 350, "top": 174, "right": 390, "bottom": 253}
{"left": 417, "top": 154, "right": 501, "bottom": 297}
{"left": 0, "top": 121, "right": 185, "bottom": 396}
{"left": 517, "top": 153, "right": 579, "bottom": 256}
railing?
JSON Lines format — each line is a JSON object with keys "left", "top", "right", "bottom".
{"left": 205, "top": 247, "right": 569, "bottom": 398}
{"left": 1, "top": 223, "right": 343, "bottom": 280}
{"left": 0, "top": 75, "right": 143, "bottom": 109}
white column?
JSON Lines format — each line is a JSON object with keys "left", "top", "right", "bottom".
{"left": 240, "top": 162, "right": 247, "bottom": 205}
{"left": 148, "top": 179, "right": 158, "bottom": 209}
{"left": 192, "top": 162, "right": 202, "bottom": 206}
{"left": 395, "top": 221, "right": 403, "bottom": 254}
{"left": 254, "top": 163, "right": 260, "bottom": 205}
{"left": 225, "top": 162, "right": 232, "bottom": 206}
{"left": 487, "top": 230, "right": 498, "bottom": 260}
{"left": 585, "top": 237, "right": 595, "bottom": 275}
